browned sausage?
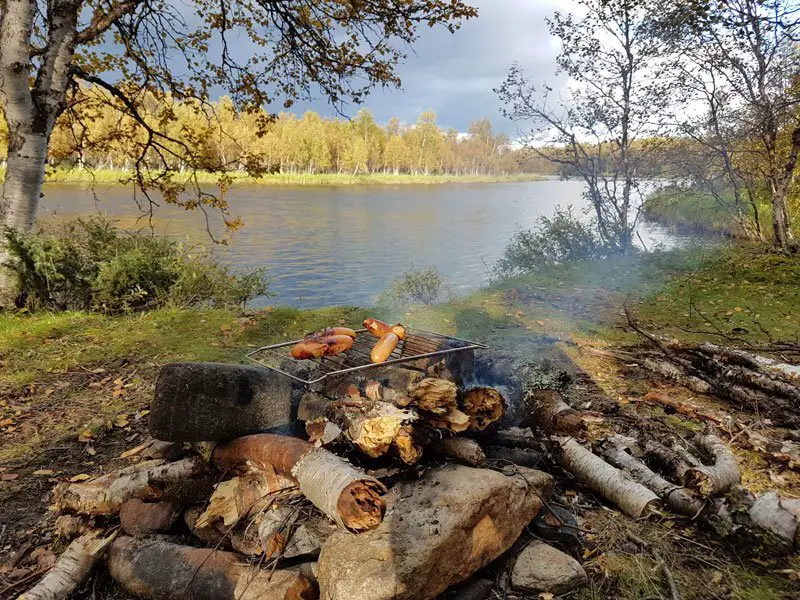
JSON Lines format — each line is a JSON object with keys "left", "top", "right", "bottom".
{"left": 304, "top": 327, "right": 357, "bottom": 340}
{"left": 364, "top": 318, "right": 406, "bottom": 340}
{"left": 291, "top": 334, "right": 353, "bottom": 359}
{"left": 291, "top": 339, "right": 328, "bottom": 359}
{"left": 322, "top": 334, "right": 354, "bottom": 356}
{"left": 370, "top": 332, "right": 400, "bottom": 363}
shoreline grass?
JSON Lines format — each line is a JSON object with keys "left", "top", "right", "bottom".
{"left": 0, "top": 166, "right": 546, "bottom": 186}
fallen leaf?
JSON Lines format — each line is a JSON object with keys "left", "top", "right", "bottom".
{"left": 0, "top": 418, "right": 14, "bottom": 427}
{"left": 32, "top": 469, "right": 55, "bottom": 476}
{"left": 69, "top": 473, "right": 91, "bottom": 483}
{"left": 1, "top": 473, "right": 19, "bottom": 481}
{"left": 114, "top": 414, "right": 130, "bottom": 428}
{"left": 536, "top": 320, "right": 545, "bottom": 326}
{"left": 120, "top": 443, "right": 148, "bottom": 459}
{"left": 86, "top": 445, "right": 96, "bottom": 456}
{"left": 78, "top": 429, "right": 94, "bottom": 442}
{"left": 92, "top": 367, "right": 106, "bottom": 374}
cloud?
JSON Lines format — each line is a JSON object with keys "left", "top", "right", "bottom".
{"left": 293, "top": 0, "right": 568, "bottom": 134}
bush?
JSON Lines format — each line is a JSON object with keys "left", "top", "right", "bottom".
{"left": 3, "top": 217, "right": 268, "bottom": 312}
{"left": 494, "top": 207, "right": 607, "bottom": 277}
{"left": 378, "top": 266, "right": 451, "bottom": 306}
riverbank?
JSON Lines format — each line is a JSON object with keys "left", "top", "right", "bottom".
{"left": 2, "top": 243, "right": 799, "bottom": 598}
{"left": 13, "top": 167, "right": 546, "bottom": 186}
{"left": 643, "top": 184, "right": 799, "bottom": 239}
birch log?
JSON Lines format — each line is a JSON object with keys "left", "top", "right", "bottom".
{"left": 18, "top": 532, "right": 115, "bottom": 600}
{"left": 556, "top": 437, "right": 659, "bottom": 518}
{"left": 461, "top": 386, "right": 506, "bottom": 431}
{"left": 53, "top": 457, "right": 208, "bottom": 516}
{"left": 684, "top": 435, "right": 741, "bottom": 497}
{"left": 212, "top": 434, "right": 386, "bottom": 532}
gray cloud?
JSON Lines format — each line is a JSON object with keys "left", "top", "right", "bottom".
{"left": 293, "top": 0, "right": 567, "bottom": 134}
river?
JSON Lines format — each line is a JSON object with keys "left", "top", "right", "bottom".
{"left": 39, "top": 179, "right": 682, "bottom": 308}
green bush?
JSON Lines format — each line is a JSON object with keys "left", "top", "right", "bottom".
{"left": 3, "top": 217, "right": 268, "bottom": 312}
{"left": 495, "top": 206, "right": 607, "bottom": 277}
{"left": 378, "top": 266, "right": 451, "bottom": 306}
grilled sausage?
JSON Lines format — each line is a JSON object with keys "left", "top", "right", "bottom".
{"left": 364, "top": 318, "right": 406, "bottom": 340}
{"left": 291, "top": 334, "right": 353, "bottom": 359}
{"left": 305, "top": 327, "right": 357, "bottom": 340}
{"left": 370, "top": 332, "right": 400, "bottom": 363}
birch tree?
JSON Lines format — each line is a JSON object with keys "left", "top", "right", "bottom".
{"left": 0, "top": 0, "right": 477, "bottom": 303}
{"left": 497, "top": 0, "right": 675, "bottom": 254}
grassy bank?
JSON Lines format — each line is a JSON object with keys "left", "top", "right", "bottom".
{"left": 2, "top": 243, "right": 799, "bottom": 599}
{"left": 643, "top": 185, "right": 799, "bottom": 238}
{"left": 2, "top": 166, "right": 545, "bottom": 186}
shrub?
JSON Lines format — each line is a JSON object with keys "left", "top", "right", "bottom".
{"left": 3, "top": 217, "right": 268, "bottom": 312}
{"left": 378, "top": 266, "right": 451, "bottom": 306}
{"left": 494, "top": 206, "right": 607, "bottom": 277}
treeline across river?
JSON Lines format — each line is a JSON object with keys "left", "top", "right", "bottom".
{"left": 0, "top": 89, "right": 557, "bottom": 178}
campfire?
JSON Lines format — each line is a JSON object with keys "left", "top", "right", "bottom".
{"left": 18, "top": 320, "right": 800, "bottom": 600}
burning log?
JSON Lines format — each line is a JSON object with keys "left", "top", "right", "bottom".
{"left": 212, "top": 434, "right": 386, "bottom": 532}
{"left": 684, "top": 435, "right": 741, "bottom": 497}
{"left": 600, "top": 437, "right": 704, "bottom": 517}
{"left": 461, "top": 386, "right": 506, "bottom": 431}
{"left": 18, "top": 532, "right": 116, "bottom": 600}
{"left": 393, "top": 425, "right": 424, "bottom": 465}
{"left": 53, "top": 457, "right": 208, "bottom": 516}
{"left": 325, "top": 398, "right": 415, "bottom": 458}
{"left": 410, "top": 378, "right": 458, "bottom": 414}
{"left": 555, "top": 437, "right": 659, "bottom": 518}
{"left": 426, "top": 408, "right": 471, "bottom": 432}
{"left": 149, "top": 362, "right": 295, "bottom": 442}
{"left": 106, "top": 537, "right": 316, "bottom": 600}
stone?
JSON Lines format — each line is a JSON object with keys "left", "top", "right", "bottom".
{"left": 511, "top": 540, "right": 588, "bottom": 595}
{"left": 317, "top": 464, "right": 553, "bottom": 600}
{"left": 120, "top": 499, "right": 180, "bottom": 535}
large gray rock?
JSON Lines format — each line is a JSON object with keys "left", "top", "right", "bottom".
{"left": 149, "top": 362, "right": 295, "bottom": 442}
{"left": 317, "top": 464, "right": 553, "bottom": 600}
{"left": 511, "top": 540, "right": 588, "bottom": 594}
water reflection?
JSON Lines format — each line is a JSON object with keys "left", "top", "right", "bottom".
{"left": 39, "top": 180, "right": 683, "bottom": 308}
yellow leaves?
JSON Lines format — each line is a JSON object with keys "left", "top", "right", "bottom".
{"left": 69, "top": 473, "right": 91, "bottom": 483}
{"left": 78, "top": 429, "right": 95, "bottom": 442}
{"left": 32, "top": 469, "right": 56, "bottom": 476}
{"left": 1, "top": 473, "right": 20, "bottom": 481}
{"left": 114, "top": 414, "right": 130, "bottom": 428}
{"left": 120, "top": 442, "right": 148, "bottom": 459}
{"left": 0, "top": 417, "right": 15, "bottom": 427}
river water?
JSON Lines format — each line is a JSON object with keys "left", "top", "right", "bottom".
{"left": 39, "top": 179, "right": 681, "bottom": 308}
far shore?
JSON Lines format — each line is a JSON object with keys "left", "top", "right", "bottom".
{"left": 19, "top": 167, "right": 549, "bottom": 187}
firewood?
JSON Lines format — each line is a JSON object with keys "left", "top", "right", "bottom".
{"left": 149, "top": 362, "right": 295, "bottom": 442}
{"left": 555, "top": 437, "right": 659, "bottom": 518}
{"left": 53, "top": 457, "right": 208, "bottom": 516}
{"left": 184, "top": 507, "right": 233, "bottom": 549}
{"left": 436, "top": 436, "right": 486, "bottom": 466}
{"left": 18, "top": 532, "right": 115, "bottom": 600}
{"left": 524, "top": 389, "right": 586, "bottom": 437}
{"left": 426, "top": 408, "right": 471, "bottom": 432}
{"left": 325, "top": 399, "right": 415, "bottom": 458}
{"left": 748, "top": 492, "right": 800, "bottom": 550}
{"left": 393, "top": 425, "right": 424, "bottom": 465}
{"left": 643, "top": 439, "right": 694, "bottom": 481}
{"left": 212, "top": 434, "right": 386, "bottom": 532}
{"left": 298, "top": 392, "right": 331, "bottom": 422}
{"left": 462, "top": 386, "right": 506, "bottom": 431}
{"left": 410, "top": 378, "right": 458, "bottom": 415}
{"left": 483, "top": 446, "right": 546, "bottom": 469}
{"left": 641, "top": 391, "right": 727, "bottom": 424}
{"left": 106, "top": 536, "right": 316, "bottom": 600}
{"left": 600, "top": 437, "right": 704, "bottom": 517}
{"left": 684, "top": 435, "right": 741, "bottom": 497}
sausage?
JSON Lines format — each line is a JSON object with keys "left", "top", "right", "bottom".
{"left": 370, "top": 332, "right": 400, "bottom": 363}
{"left": 322, "top": 334, "right": 354, "bottom": 356}
{"left": 291, "top": 339, "right": 328, "bottom": 360}
{"left": 364, "top": 318, "right": 406, "bottom": 340}
{"left": 291, "top": 334, "right": 353, "bottom": 359}
{"left": 305, "top": 327, "right": 357, "bottom": 340}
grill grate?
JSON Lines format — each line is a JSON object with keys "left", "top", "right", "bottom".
{"left": 246, "top": 328, "right": 487, "bottom": 385}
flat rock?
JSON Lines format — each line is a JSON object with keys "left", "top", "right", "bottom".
{"left": 511, "top": 540, "right": 588, "bottom": 594}
{"left": 120, "top": 499, "right": 180, "bottom": 535}
{"left": 318, "top": 464, "right": 553, "bottom": 600}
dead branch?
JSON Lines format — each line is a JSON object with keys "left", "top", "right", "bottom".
{"left": 684, "top": 435, "right": 741, "bottom": 497}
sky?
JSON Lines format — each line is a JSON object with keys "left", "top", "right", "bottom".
{"left": 292, "top": 0, "right": 568, "bottom": 135}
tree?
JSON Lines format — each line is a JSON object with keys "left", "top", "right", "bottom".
{"left": 0, "top": 0, "right": 478, "bottom": 302}
{"left": 497, "top": 0, "right": 675, "bottom": 253}
{"left": 673, "top": 0, "right": 800, "bottom": 248}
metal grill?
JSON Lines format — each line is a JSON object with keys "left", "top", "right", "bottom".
{"left": 246, "top": 328, "right": 487, "bottom": 385}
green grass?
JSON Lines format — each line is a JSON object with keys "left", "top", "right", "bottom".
{"left": 0, "top": 166, "right": 544, "bottom": 186}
